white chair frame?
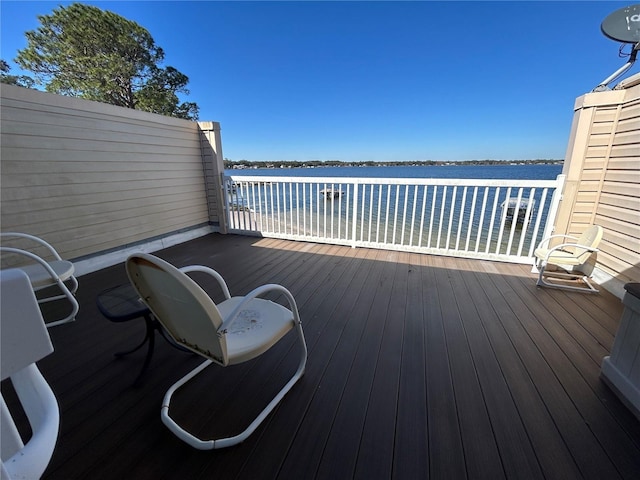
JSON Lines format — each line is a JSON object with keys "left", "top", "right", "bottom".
{"left": 0, "top": 233, "right": 79, "bottom": 327}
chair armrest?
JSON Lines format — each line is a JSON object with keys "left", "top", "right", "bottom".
{"left": 536, "top": 233, "right": 579, "bottom": 250}
{"left": 1, "top": 233, "right": 63, "bottom": 261}
{"left": 179, "top": 265, "right": 231, "bottom": 300}
{"left": 219, "top": 284, "right": 301, "bottom": 334}
{"left": 542, "top": 242, "right": 599, "bottom": 260}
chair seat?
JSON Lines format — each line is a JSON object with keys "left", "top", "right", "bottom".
{"left": 218, "top": 297, "right": 295, "bottom": 365}
{"left": 534, "top": 248, "right": 584, "bottom": 266}
{"left": 16, "top": 260, "right": 75, "bottom": 289}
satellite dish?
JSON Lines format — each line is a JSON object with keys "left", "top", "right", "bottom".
{"left": 601, "top": 4, "right": 640, "bottom": 44}
{"left": 594, "top": 4, "right": 640, "bottom": 91}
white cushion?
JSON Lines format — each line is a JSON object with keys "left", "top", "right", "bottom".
{"left": 218, "top": 297, "right": 295, "bottom": 365}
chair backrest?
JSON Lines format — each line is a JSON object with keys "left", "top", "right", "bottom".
{"left": 574, "top": 225, "right": 604, "bottom": 264}
{"left": 126, "top": 253, "right": 228, "bottom": 365}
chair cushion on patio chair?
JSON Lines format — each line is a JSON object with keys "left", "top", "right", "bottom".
{"left": 217, "top": 297, "right": 296, "bottom": 365}
{"left": 17, "top": 260, "right": 75, "bottom": 289}
{"left": 533, "top": 247, "right": 586, "bottom": 266}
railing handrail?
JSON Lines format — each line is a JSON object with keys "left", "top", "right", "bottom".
{"left": 226, "top": 174, "right": 559, "bottom": 188}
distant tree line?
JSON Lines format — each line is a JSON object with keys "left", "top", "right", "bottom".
{"left": 224, "top": 159, "right": 563, "bottom": 169}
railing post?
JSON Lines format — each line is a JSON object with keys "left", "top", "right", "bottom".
{"left": 542, "top": 174, "right": 566, "bottom": 241}
{"left": 198, "top": 121, "right": 228, "bottom": 234}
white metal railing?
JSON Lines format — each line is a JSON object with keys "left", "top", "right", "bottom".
{"left": 223, "top": 174, "right": 565, "bottom": 263}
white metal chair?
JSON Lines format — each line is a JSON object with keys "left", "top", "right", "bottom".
{"left": 533, "top": 225, "right": 604, "bottom": 294}
{"left": 0, "top": 232, "right": 79, "bottom": 327}
{"left": 1, "top": 269, "right": 60, "bottom": 479}
{"left": 125, "top": 253, "right": 307, "bottom": 450}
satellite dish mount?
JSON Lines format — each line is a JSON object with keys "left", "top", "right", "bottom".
{"left": 594, "top": 4, "right": 640, "bottom": 91}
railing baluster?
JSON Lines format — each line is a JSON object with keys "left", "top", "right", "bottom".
{"left": 322, "top": 183, "right": 327, "bottom": 238}
{"left": 428, "top": 186, "right": 437, "bottom": 248}
{"left": 475, "top": 187, "right": 488, "bottom": 252}
{"left": 301, "top": 183, "right": 306, "bottom": 236}
{"left": 418, "top": 185, "right": 427, "bottom": 248}
{"left": 376, "top": 184, "right": 383, "bottom": 244}
{"left": 277, "top": 182, "right": 282, "bottom": 234}
{"left": 257, "top": 182, "right": 263, "bottom": 231}
{"left": 294, "top": 183, "right": 299, "bottom": 235}
{"left": 495, "top": 187, "right": 511, "bottom": 254}
{"left": 516, "top": 188, "right": 535, "bottom": 256}
{"left": 384, "top": 185, "right": 391, "bottom": 244}
{"left": 409, "top": 185, "right": 418, "bottom": 246}
{"left": 345, "top": 183, "right": 351, "bottom": 241}
{"left": 367, "top": 183, "right": 373, "bottom": 243}
{"left": 280, "top": 182, "right": 286, "bottom": 234}
{"left": 455, "top": 186, "right": 468, "bottom": 251}
{"left": 400, "top": 185, "right": 410, "bottom": 245}
{"left": 391, "top": 185, "right": 400, "bottom": 245}
{"left": 465, "top": 187, "right": 478, "bottom": 251}
{"left": 529, "top": 188, "right": 548, "bottom": 257}
{"left": 485, "top": 186, "right": 500, "bottom": 254}
{"left": 338, "top": 182, "right": 344, "bottom": 239}
{"left": 359, "top": 184, "right": 366, "bottom": 242}
{"left": 330, "top": 183, "right": 336, "bottom": 238}
{"left": 248, "top": 182, "right": 255, "bottom": 232}
{"left": 351, "top": 183, "right": 359, "bottom": 247}
{"left": 446, "top": 186, "right": 457, "bottom": 250}
{"left": 437, "top": 186, "right": 447, "bottom": 249}
{"left": 316, "top": 181, "right": 320, "bottom": 237}
{"left": 288, "top": 183, "right": 293, "bottom": 235}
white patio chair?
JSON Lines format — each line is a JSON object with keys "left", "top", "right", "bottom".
{"left": 1, "top": 269, "right": 60, "bottom": 479}
{"left": 125, "top": 253, "right": 307, "bottom": 450}
{"left": 0, "top": 232, "right": 79, "bottom": 327}
{"left": 533, "top": 225, "right": 603, "bottom": 294}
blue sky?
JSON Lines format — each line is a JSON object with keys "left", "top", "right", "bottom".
{"left": 1, "top": 1, "right": 637, "bottom": 162}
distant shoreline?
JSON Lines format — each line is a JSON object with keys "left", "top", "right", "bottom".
{"left": 224, "top": 159, "right": 563, "bottom": 170}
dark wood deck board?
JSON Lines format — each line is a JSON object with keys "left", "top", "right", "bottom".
{"left": 3, "top": 233, "right": 639, "bottom": 480}
{"left": 423, "top": 253, "right": 468, "bottom": 479}
{"left": 391, "top": 253, "right": 429, "bottom": 480}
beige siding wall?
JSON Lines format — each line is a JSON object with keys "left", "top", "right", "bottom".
{"left": 1, "top": 84, "right": 220, "bottom": 267}
{"left": 555, "top": 81, "right": 640, "bottom": 295}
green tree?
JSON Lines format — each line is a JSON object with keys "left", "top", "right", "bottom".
{"left": 15, "top": 3, "right": 198, "bottom": 120}
{"left": 0, "top": 59, "right": 35, "bottom": 88}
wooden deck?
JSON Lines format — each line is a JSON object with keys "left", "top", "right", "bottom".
{"left": 4, "top": 233, "right": 640, "bottom": 479}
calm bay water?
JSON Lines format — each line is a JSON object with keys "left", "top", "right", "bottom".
{"left": 225, "top": 163, "right": 563, "bottom": 180}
